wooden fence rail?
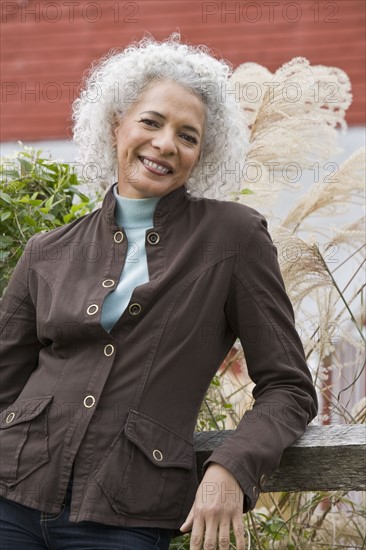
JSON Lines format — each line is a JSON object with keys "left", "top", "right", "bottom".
{"left": 194, "top": 424, "right": 366, "bottom": 492}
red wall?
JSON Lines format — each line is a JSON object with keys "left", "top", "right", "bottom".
{"left": 1, "top": 0, "right": 365, "bottom": 141}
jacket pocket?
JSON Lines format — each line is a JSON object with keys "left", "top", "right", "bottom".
{"left": 0, "top": 396, "right": 53, "bottom": 487}
{"left": 94, "top": 409, "right": 194, "bottom": 519}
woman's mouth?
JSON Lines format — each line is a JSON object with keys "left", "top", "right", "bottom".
{"left": 139, "top": 156, "right": 173, "bottom": 176}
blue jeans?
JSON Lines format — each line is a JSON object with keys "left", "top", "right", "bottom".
{"left": 0, "top": 474, "right": 172, "bottom": 549}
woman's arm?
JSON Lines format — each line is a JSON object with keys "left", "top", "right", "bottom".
{"left": 180, "top": 211, "right": 318, "bottom": 549}
{"left": 0, "top": 235, "right": 43, "bottom": 412}
{"left": 199, "top": 213, "right": 318, "bottom": 508}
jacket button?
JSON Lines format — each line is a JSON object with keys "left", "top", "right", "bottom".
{"left": 104, "top": 344, "right": 115, "bottom": 356}
{"left": 260, "top": 474, "right": 267, "bottom": 488}
{"left": 83, "top": 395, "right": 96, "bottom": 408}
{"left": 5, "top": 412, "right": 15, "bottom": 424}
{"left": 128, "top": 303, "right": 141, "bottom": 316}
{"left": 87, "top": 304, "right": 99, "bottom": 315}
{"left": 153, "top": 449, "right": 163, "bottom": 461}
{"left": 114, "top": 231, "right": 124, "bottom": 243}
{"left": 147, "top": 232, "right": 160, "bottom": 245}
{"left": 102, "top": 279, "right": 115, "bottom": 288}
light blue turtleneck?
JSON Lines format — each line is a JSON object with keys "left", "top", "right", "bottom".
{"left": 100, "top": 184, "right": 160, "bottom": 333}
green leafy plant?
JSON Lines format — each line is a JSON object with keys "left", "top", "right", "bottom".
{"left": 0, "top": 147, "right": 101, "bottom": 295}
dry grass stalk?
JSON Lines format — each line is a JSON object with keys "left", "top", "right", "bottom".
{"left": 282, "top": 147, "right": 365, "bottom": 232}
{"left": 272, "top": 228, "right": 333, "bottom": 306}
{"left": 229, "top": 57, "right": 353, "bottom": 212}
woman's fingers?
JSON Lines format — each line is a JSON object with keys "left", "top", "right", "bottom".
{"left": 189, "top": 516, "right": 246, "bottom": 550}
{"left": 180, "top": 504, "right": 195, "bottom": 533}
{"left": 231, "top": 514, "right": 246, "bottom": 550}
{"left": 217, "top": 518, "right": 232, "bottom": 550}
{"left": 189, "top": 514, "right": 206, "bottom": 549}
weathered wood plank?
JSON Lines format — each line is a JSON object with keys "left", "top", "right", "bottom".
{"left": 193, "top": 425, "right": 366, "bottom": 492}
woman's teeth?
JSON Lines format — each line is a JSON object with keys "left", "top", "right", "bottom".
{"left": 141, "top": 158, "right": 170, "bottom": 174}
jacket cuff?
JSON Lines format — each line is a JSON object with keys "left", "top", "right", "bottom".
{"left": 201, "top": 455, "right": 265, "bottom": 512}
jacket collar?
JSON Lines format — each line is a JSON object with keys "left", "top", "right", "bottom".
{"left": 102, "top": 182, "right": 190, "bottom": 229}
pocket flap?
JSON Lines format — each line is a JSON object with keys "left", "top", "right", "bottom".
{"left": 0, "top": 396, "right": 53, "bottom": 429}
{"left": 124, "top": 409, "right": 194, "bottom": 469}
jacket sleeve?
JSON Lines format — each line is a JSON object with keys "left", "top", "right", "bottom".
{"left": 0, "top": 234, "right": 43, "bottom": 412}
{"left": 202, "top": 212, "right": 318, "bottom": 512}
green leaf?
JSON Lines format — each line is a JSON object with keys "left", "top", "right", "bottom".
{"left": 68, "top": 186, "right": 89, "bottom": 201}
{"left": 18, "top": 198, "right": 43, "bottom": 206}
{"left": 23, "top": 215, "right": 37, "bottom": 227}
{"left": 19, "top": 159, "right": 33, "bottom": 173}
{"left": 0, "top": 166, "right": 19, "bottom": 178}
{"left": 0, "top": 235, "right": 14, "bottom": 247}
{"left": 45, "top": 196, "right": 54, "bottom": 209}
{"left": 1, "top": 211, "right": 12, "bottom": 221}
{"left": 0, "top": 191, "right": 13, "bottom": 203}
{"left": 40, "top": 213, "right": 56, "bottom": 222}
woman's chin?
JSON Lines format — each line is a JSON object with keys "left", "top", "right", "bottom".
{"left": 125, "top": 178, "right": 182, "bottom": 198}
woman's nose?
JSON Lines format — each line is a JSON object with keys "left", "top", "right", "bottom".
{"left": 151, "top": 129, "right": 177, "bottom": 155}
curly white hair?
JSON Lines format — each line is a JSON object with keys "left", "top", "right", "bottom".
{"left": 72, "top": 33, "right": 249, "bottom": 199}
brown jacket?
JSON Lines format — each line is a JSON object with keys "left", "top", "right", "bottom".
{"left": 0, "top": 182, "right": 317, "bottom": 534}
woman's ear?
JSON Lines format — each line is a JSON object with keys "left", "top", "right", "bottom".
{"left": 112, "top": 117, "right": 120, "bottom": 146}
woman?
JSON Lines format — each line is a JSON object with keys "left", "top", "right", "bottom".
{"left": 0, "top": 35, "right": 318, "bottom": 549}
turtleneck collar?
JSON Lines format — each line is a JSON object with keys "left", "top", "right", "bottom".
{"left": 102, "top": 182, "right": 191, "bottom": 230}
{"left": 112, "top": 184, "right": 160, "bottom": 229}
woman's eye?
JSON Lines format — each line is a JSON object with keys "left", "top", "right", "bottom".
{"left": 139, "top": 119, "right": 159, "bottom": 127}
{"left": 181, "top": 134, "right": 198, "bottom": 145}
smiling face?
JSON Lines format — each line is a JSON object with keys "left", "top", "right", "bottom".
{"left": 113, "top": 79, "right": 206, "bottom": 198}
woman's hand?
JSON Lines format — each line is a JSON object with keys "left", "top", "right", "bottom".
{"left": 179, "top": 462, "right": 246, "bottom": 549}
